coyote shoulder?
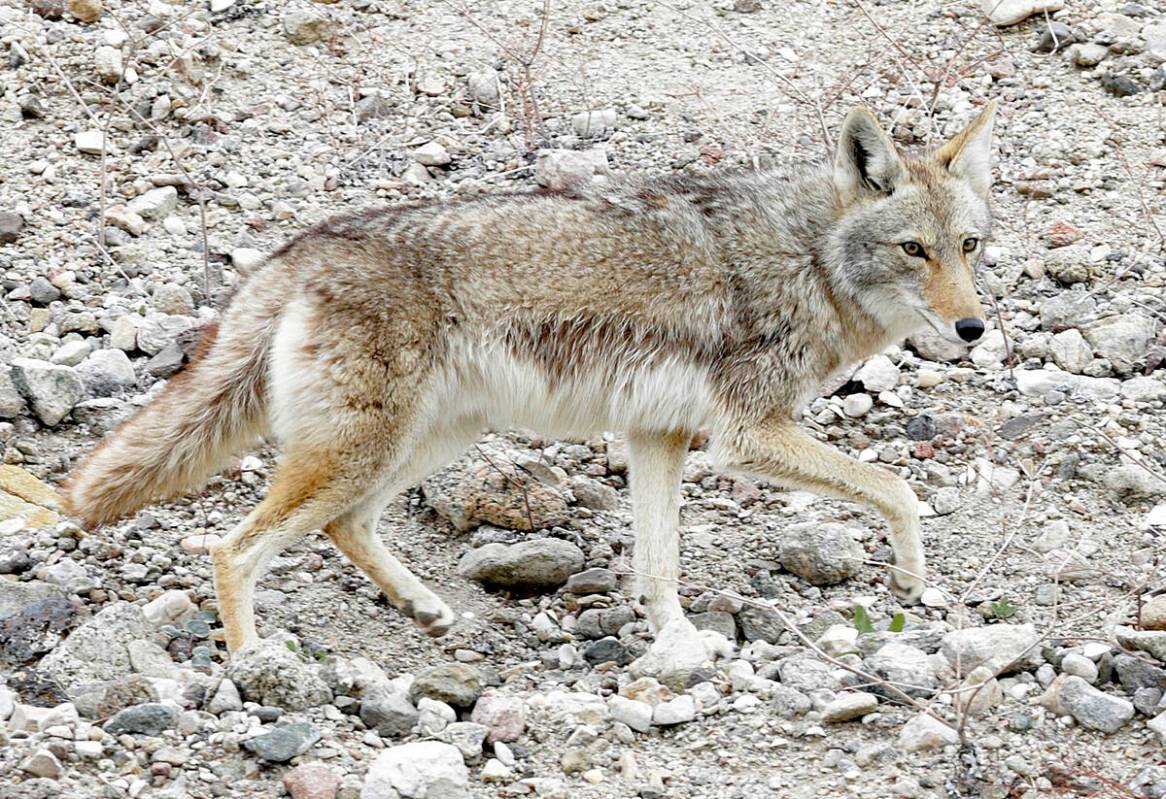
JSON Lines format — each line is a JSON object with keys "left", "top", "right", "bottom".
{"left": 66, "top": 102, "right": 997, "bottom": 670}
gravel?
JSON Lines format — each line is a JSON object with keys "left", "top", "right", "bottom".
{"left": 2, "top": 1, "right": 1163, "bottom": 796}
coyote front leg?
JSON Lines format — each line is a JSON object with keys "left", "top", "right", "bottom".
{"left": 628, "top": 431, "right": 732, "bottom": 684}
{"left": 720, "top": 418, "right": 926, "bottom": 602}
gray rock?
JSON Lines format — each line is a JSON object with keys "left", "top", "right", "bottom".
{"left": 242, "top": 722, "right": 321, "bottom": 762}
{"left": 75, "top": 349, "right": 136, "bottom": 397}
{"left": 780, "top": 523, "right": 863, "bottom": 585}
{"left": 940, "top": 624, "right": 1040, "bottom": 673}
{"left": 1116, "top": 626, "right": 1166, "bottom": 662}
{"left": 136, "top": 314, "right": 194, "bottom": 356}
{"left": 38, "top": 602, "right": 150, "bottom": 693}
{"left": 1084, "top": 314, "right": 1156, "bottom": 375}
{"left": 1040, "top": 292, "right": 1097, "bottom": 331}
{"left": 1050, "top": 329, "right": 1092, "bottom": 374}
{"left": 569, "top": 477, "right": 619, "bottom": 511}
{"left": 737, "top": 605, "right": 785, "bottom": 643}
{"left": 1059, "top": 676, "right": 1134, "bottom": 733}
{"left": 409, "top": 664, "right": 483, "bottom": 708}
{"left": 1067, "top": 42, "right": 1108, "bottom": 66}
{"left": 144, "top": 343, "right": 185, "bottom": 378}
{"left": 442, "top": 721, "right": 489, "bottom": 761}
{"left": 225, "top": 637, "right": 333, "bottom": 711}
{"left": 576, "top": 606, "right": 636, "bottom": 639}
{"left": 0, "top": 211, "right": 24, "bottom": 244}
{"left": 38, "top": 558, "right": 97, "bottom": 594}
{"left": 535, "top": 148, "right": 609, "bottom": 190}
{"left": 770, "top": 684, "right": 812, "bottom": 718}
{"left": 565, "top": 568, "right": 617, "bottom": 594}
{"left": 360, "top": 683, "right": 420, "bottom": 737}
{"left": 689, "top": 611, "right": 737, "bottom": 641}
{"left": 571, "top": 107, "right": 617, "bottom": 138}
{"left": 823, "top": 691, "right": 879, "bottom": 722}
{"left": 283, "top": 10, "right": 333, "bottom": 45}
{"left": 28, "top": 276, "right": 60, "bottom": 304}
{"left": 776, "top": 655, "right": 841, "bottom": 691}
{"left": 1113, "top": 654, "right": 1166, "bottom": 692}
{"left": 362, "top": 741, "right": 469, "bottom": 799}
{"left": 865, "top": 642, "right": 938, "bottom": 697}
{"left": 19, "top": 749, "right": 61, "bottom": 779}
{"left": 467, "top": 71, "right": 499, "bottom": 109}
{"left": 10, "top": 358, "right": 84, "bottom": 426}
{"left": 104, "top": 702, "right": 178, "bottom": 735}
{"left": 151, "top": 282, "right": 194, "bottom": 315}
{"left": 458, "top": 539, "right": 584, "bottom": 590}
{"left": 583, "top": 636, "right": 631, "bottom": 666}
{"left": 608, "top": 696, "right": 652, "bottom": 733}
{"left": 207, "top": 678, "right": 243, "bottom": 715}
{"left": 127, "top": 187, "right": 177, "bottom": 221}
{"left": 0, "top": 366, "right": 27, "bottom": 419}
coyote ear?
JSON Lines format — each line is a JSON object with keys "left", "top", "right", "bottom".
{"left": 833, "top": 106, "right": 904, "bottom": 204}
{"left": 935, "top": 100, "right": 998, "bottom": 197}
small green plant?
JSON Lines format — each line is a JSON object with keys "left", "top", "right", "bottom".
{"left": 888, "top": 612, "right": 906, "bottom": 633}
{"left": 853, "top": 605, "right": 875, "bottom": 634}
{"left": 991, "top": 597, "right": 1016, "bottom": 620}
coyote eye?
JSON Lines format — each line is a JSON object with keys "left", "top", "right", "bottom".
{"left": 962, "top": 237, "right": 979, "bottom": 253}
{"left": 900, "top": 241, "right": 926, "bottom": 258}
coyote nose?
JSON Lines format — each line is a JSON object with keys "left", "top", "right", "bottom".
{"left": 955, "top": 318, "right": 985, "bottom": 343}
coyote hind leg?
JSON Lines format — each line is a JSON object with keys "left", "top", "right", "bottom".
{"left": 211, "top": 444, "right": 370, "bottom": 651}
{"left": 324, "top": 502, "right": 456, "bottom": 637}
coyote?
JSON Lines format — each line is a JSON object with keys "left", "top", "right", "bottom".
{"left": 66, "top": 102, "right": 996, "bottom": 671}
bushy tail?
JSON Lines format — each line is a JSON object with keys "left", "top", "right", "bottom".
{"left": 64, "top": 279, "right": 283, "bottom": 527}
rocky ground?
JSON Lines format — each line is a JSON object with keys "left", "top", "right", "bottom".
{"left": 2, "top": 0, "right": 1166, "bottom": 797}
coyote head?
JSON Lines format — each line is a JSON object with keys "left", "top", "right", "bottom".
{"left": 828, "top": 101, "right": 997, "bottom": 347}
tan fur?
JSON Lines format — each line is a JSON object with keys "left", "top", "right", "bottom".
{"left": 66, "top": 103, "right": 998, "bottom": 655}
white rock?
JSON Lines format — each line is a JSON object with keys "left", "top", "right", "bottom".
{"left": 854, "top": 354, "right": 899, "bottom": 393}
{"left": 143, "top": 590, "right": 195, "bottom": 627}
{"left": 362, "top": 741, "right": 468, "bottom": 799}
{"left": 981, "top": 0, "right": 1063, "bottom": 26}
{"left": 413, "top": 141, "right": 451, "bottom": 167}
{"left": 1050, "top": 329, "right": 1092, "bottom": 374}
{"left": 970, "top": 329, "right": 1008, "bottom": 367}
{"left": 940, "top": 623, "right": 1039, "bottom": 673}
{"left": 842, "top": 393, "right": 873, "bottom": 417}
{"left": 608, "top": 696, "right": 652, "bottom": 733}
{"left": 535, "top": 148, "right": 609, "bottom": 190}
{"left": 75, "top": 130, "right": 107, "bottom": 154}
{"left": 231, "top": 248, "right": 266, "bottom": 272}
{"left": 823, "top": 692, "right": 878, "bottom": 722}
{"left": 899, "top": 713, "right": 958, "bottom": 752}
{"left": 652, "top": 695, "right": 695, "bottom": 726}
{"left": 128, "top": 186, "right": 178, "bottom": 220}
{"left": 1060, "top": 653, "right": 1099, "bottom": 683}
{"left": 920, "top": 587, "right": 948, "bottom": 608}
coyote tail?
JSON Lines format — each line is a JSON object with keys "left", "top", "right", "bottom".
{"left": 64, "top": 280, "right": 281, "bottom": 527}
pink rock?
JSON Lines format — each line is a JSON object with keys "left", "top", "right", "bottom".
{"left": 470, "top": 691, "right": 526, "bottom": 743}
{"left": 282, "top": 763, "right": 339, "bottom": 799}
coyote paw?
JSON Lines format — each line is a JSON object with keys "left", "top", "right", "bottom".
{"left": 631, "top": 619, "right": 733, "bottom": 690}
{"left": 399, "top": 593, "right": 456, "bottom": 637}
{"left": 889, "top": 570, "right": 926, "bottom": 605}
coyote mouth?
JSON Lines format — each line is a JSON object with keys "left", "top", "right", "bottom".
{"left": 914, "top": 308, "right": 970, "bottom": 347}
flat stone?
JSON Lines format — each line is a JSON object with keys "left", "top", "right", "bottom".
{"left": 243, "top": 722, "right": 321, "bottom": 762}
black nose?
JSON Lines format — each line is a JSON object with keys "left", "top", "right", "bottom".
{"left": 955, "top": 318, "right": 985, "bottom": 342}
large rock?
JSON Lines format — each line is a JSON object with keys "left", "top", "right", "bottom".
{"left": 534, "top": 148, "right": 609, "bottom": 190}
{"left": 283, "top": 10, "right": 333, "bottom": 45}
{"left": 9, "top": 358, "right": 84, "bottom": 426}
{"left": 410, "top": 664, "right": 483, "bottom": 708}
{"left": 0, "top": 365, "right": 27, "bottom": 419}
{"left": 424, "top": 451, "right": 572, "bottom": 532}
{"left": 940, "top": 623, "right": 1040, "bottom": 673}
{"left": 243, "top": 723, "right": 321, "bottom": 762}
{"left": 38, "top": 602, "right": 150, "bottom": 693}
{"left": 899, "top": 712, "right": 958, "bottom": 751}
{"left": 1084, "top": 314, "right": 1156, "bottom": 375}
{"left": 1059, "top": 676, "right": 1134, "bottom": 733}
{"left": 362, "top": 741, "right": 469, "bottom": 799}
{"left": 104, "top": 702, "right": 178, "bottom": 736}
{"left": 1116, "top": 627, "right": 1166, "bottom": 662}
{"left": 457, "top": 539, "right": 584, "bottom": 590}
{"left": 981, "top": 0, "right": 1063, "bottom": 26}
{"left": 864, "top": 642, "right": 938, "bottom": 698}
{"left": 470, "top": 690, "right": 525, "bottom": 742}
{"left": 779, "top": 523, "right": 863, "bottom": 585}
{"left": 226, "top": 637, "right": 333, "bottom": 711}
{"left": 76, "top": 349, "right": 137, "bottom": 397}
{"left": 360, "top": 683, "right": 419, "bottom": 738}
